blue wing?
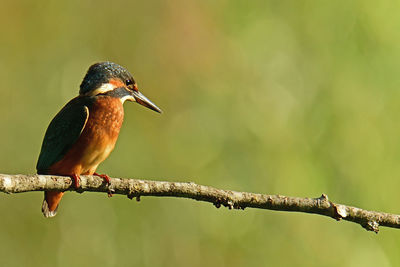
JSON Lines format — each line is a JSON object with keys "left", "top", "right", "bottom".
{"left": 36, "top": 97, "right": 89, "bottom": 174}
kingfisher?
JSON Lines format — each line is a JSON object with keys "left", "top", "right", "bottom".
{"left": 36, "top": 62, "right": 161, "bottom": 217}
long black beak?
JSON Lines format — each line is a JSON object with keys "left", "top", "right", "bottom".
{"left": 132, "top": 90, "right": 162, "bottom": 113}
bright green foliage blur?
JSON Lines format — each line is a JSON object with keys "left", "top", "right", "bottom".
{"left": 1, "top": 1, "right": 400, "bottom": 266}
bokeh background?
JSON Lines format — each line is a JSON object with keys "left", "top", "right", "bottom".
{"left": 1, "top": 1, "right": 400, "bottom": 266}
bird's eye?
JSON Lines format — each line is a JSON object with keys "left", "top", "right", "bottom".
{"left": 126, "top": 79, "right": 133, "bottom": 86}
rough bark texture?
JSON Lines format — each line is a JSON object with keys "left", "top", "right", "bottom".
{"left": 0, "top": 173, "right": 398, "bottom": 233}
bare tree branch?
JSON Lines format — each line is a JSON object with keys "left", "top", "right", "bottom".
{"left": 0, "top": 173, "right": 398, "bottom": 233}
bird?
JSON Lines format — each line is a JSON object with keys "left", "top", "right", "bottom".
{"left": 36, "top": 62, "right": 161, "bottom": 217}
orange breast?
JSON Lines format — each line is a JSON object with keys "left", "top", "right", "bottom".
{"left": 49, "top": 97, "right": 124, "bottom": 175}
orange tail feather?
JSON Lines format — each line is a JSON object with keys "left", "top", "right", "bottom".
{"left": 42, "top": 191, "right": 64, "bottom": 218}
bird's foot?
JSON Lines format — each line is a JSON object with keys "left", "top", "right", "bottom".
{"left": 70, "top": 174, "right": 81, "bottom": 188}
{"left": 93, "top": 172, "right": 113, "bottom": 197}
{"left": 93, "top": 172, "right": 111, "bottom": 185}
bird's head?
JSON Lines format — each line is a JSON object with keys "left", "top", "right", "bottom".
{"left": 79, "top": 62, "right": 161, "bottom": 113}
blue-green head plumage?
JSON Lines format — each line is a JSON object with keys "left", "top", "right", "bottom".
{"left": 79, "top": 62, "right": 135, "bottom": 95}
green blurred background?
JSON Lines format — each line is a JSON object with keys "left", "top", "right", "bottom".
{"left": 1, "top": 0, "right": 400, "bottom": 266}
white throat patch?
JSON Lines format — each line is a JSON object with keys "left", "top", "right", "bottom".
{"left": 120, "top": 94, "right": 135, "bottom": 104}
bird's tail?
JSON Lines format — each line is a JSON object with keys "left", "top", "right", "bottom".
{"left": 42, "top": 191, "right": 64, "bottom": 218}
